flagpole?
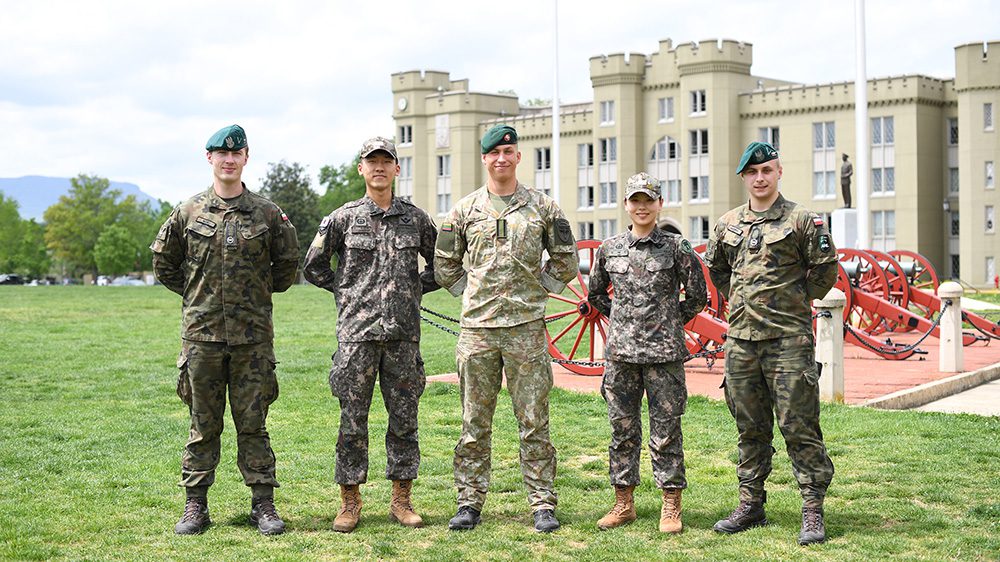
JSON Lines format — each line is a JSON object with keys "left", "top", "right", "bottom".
{"left": 855, "top": 0, "right": 869, "bottom": 249}
{"left": 552, "top": 0, "right": 561, "bottom": 204}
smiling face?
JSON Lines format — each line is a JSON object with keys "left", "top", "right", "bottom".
{"left": 207, "top": 148, "right": 248, "bottom": 185}
{"left": 740, "top": 159, "right": 782, "bottom": 210}
{"left": 625, "top": 192, "right": 663, "bottom": 231}
{"left": 481, "top": 143, "right": 520, "bottom": 183}
{"left": 358, "top": 151, "right": 399, "bottom": 194}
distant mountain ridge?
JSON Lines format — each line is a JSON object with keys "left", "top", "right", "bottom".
{"left": 0, "top": 176, "right": 158, "bottom": 221}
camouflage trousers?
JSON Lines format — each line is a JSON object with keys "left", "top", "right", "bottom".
{"left": 722, "top": 335, "right": 834, "bottom": 508}
{"left": 454, "top": 320, "right": 557, "bottom": 512}
{"left": 176, "top": 339, "right": 279, "bottom": 490}
{"left": 329, "top": 341, "right": 426, "bottom": 485}
{"left": 602, "top": 360, "right": 687, "bottom": 489}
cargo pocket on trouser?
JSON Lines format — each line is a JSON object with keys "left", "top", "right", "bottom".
{"left": 328, "top": 349, "right": 342, "bottom": 398}
{"left": 176, "top": 347, "right": 192, "bottom": 406}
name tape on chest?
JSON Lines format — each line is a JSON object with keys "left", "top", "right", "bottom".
{"left": 726, "top": 224, "right": 743, "bottom": 236}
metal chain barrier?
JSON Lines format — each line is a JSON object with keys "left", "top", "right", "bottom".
{"left": 420, "top": 306, "right": 460, "bottom": 325}
{"left": 842, "top": 299, "right": 951, "bottom": 356}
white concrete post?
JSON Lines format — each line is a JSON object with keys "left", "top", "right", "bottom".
{"left": 937, "top": 281, "right": 964, "bottom": 373}
{"left": 814, "top": 288, "right": 846, "bottom": 403}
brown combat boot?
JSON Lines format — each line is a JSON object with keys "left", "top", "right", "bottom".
{"left": 659, "top": 488, "right": 683, "bottom": 533}
{"left": 597, "top": 485, "right": 637, "bottom": 530}
{"left": 389, "top": 480, "right": 424, "bottom": 528}
{"left": 333, "top": 484, "right": 362, "bottom": 533}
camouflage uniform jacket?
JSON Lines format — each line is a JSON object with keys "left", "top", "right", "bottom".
{"left": 303, "top": 195, "right": 438, "bottom": 343}
{"left": 588, "top": 229, "right": 708, "bottom": 363}
{"left": 704, "top": 194, "right": 837, "bottom": 340}
{"left": 150, "top": 185, "right": 299, "bottom": 344}
{"left": 434, "top": 183, "right": 579, "bottom": 328}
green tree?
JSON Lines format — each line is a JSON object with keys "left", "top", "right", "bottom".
{"left": 318, "top": 156, "right": 366, "bottom": 214}
{"left": 16, "top": 220, "right": 51, "bottom": 278}
{"left": 259, "top": 160, "right": 322, "bottom": 264}
{"left": 0, "top": 192, "right": 23, "bottom": 272}
{"left": 43, "top": 174, "right": 144, "bottom": 277}
{"left": 93, "top": 224, "right": 140, "bottom": 276}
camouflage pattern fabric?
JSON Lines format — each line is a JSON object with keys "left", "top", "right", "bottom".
{"left": 722, "top": 336, "right": 834, "bottom": 508}
{"left": 703, "top": 194, "right": 837, "bottom": 340}
{"left": 453, "top": 320, "right": 557, "bottom": 512}
{"left": 329, "top": 341, "right": 426, "bottom": 485}
{"left": 303, "top": 196, "right": 438, "bottom": 342}
{"left": 588, "top": 229, "right": 707, "bottom": 363}
{"left": 434, "top": 183, "right": 579, "bottom": 328}
{"left": 176, "top": 340, "right": 279, "bottom": 488}
{"left": 602, "top": 360, "right": 687, "bottom": 489}
{"left": 150, "top": 185, "right": 299, "bottom": 344}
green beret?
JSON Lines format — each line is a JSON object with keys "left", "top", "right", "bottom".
{"left": 735, "top": 141, "right": 778, "bottom": 175}
{"left": 206, "top": 124, "right": 247, "bottom": 151}
{"left": 481, "top": 125, "right": 518, "bottom": 154}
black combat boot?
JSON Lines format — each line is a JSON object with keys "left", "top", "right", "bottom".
{"left": 448, "top": 506, "right": 481, "bottom": 531}
{"left": 798, "top": 507, "right": 826, "bottom": 545}
{"left": 174, "top": 496, "right": 211, "bottom": 535}
{"left": 533, "top": 509, "right": 560, "bottom": 533}
{"left": 713, "top": 497, "right": 767, "bottom": 534}
{"left": 250, "top": 496, "right": 286, "bottom": 536}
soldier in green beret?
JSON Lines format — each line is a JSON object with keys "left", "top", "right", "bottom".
{"left": 704, "top": 141, "right": 837, "bottom": 545}
{"left": 435, "top": 124, "right": 579, "bottom": 533}
{"left": 151, "top": 124, "right": 299, "bottom": 535}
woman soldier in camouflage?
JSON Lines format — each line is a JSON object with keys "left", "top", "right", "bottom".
{"left": 588, "top": 172, "right": 707, "bottom": 533}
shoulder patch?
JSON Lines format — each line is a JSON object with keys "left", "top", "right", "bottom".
{"left": 812, "top": 215, "right": 825, "bottom": 227}
{"left": 680, "top": 239, "right": 693, "bottom": 254}
{"left": 441, "top": 222, "right": 453, "bottom": 232}
{"left": 555, "top": 218, "right": 573, "bottom": 244}
{"left": 318, "top": 216, "right": 332, "bottom": 234}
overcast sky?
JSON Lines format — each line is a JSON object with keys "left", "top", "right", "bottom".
{"left": 1, "top": 0, "right": 997, "bottom": 204}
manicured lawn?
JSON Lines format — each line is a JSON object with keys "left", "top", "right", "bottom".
{"left": 0, "top": 285, "right": 997, "bottom": 560}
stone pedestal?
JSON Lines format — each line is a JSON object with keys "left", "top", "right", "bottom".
{"left": 831, "top": 208, "right": 858, "bottom": 249}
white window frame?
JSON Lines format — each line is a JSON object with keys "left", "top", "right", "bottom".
{"left": 600, "top": 100, "right": 615, "bottom": 126}
{"left": 396, "top": 156, "right": 413, "bottom": 201}
{"left": 577, "top": 185, "right": 594, "bottom": 210}
{"left": 599, "top": 138, "right": 617, "bottom": 163}
{"left": 987, "top": 161, "right": 995, "bottom": 190}
{"left": 689, "top": 130, "right": 708, "bottom": 156}
{"left": 689, "top": 176, "right": 709, "bottom": 203}
{"left": 534, "top": 147, "right": 552, "bottom": 196}
{"left": 398, "top": 125, "right": 413, "bottom": 146}
{"left": 758, "top": 126, "right": 780, "bottom": 151}
{"left": 435, "top": 154, "right": 451, "bottom": 216}
{"left": 949, "top": 167, "right": 960, "bottom": 194}
{"left": 813, "top": 121, "right": 837, "bottom": 200}
{"left": 665, "top": 180, "right": 681, "bottom": 205}
{"left": 871, "top": 210, "right": 896, "bottom": 251}
{"left": 599, "top": 182, "right": 617, "bottom": 208}
{"left": 986, "top": 205, "right": 995, "bottom": 234}
{"left": 689, "top": 90, "right": 706, "bottom": 116}
{"left": 689, "top": 216, "right": 709, "bottom": 244}
{"left": 578, "top": 221, "right": 595, "bottom": 240}
{"left": 658, "top": 97, "right": 674, "bottom": 122}
{"left": 986, "top": 103, "right": 994, "bottom": 131}
{"left": 598, "top": 219, "right": 617, "bottom": 240}
{"left": 948, "top": 118, "right": 959, "bottom": 145}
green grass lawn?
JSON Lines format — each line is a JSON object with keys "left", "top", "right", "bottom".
{"left": 0, "top": 285, "right": 998, "bottom": 561}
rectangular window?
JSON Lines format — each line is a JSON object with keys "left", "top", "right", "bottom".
{"left": 689, "top": 176, "right": 709, "bottom": 202}
{"left": 534, "top": 147, "right": 552, "bottom": 196}
{"left": 658, "top": 97, "right": 674, "bottom": 122}
{"left": 689, "top": 216, "right": 709, "bottom": 243}
{"left": 689, "top": 130, "right": 708, "bottom": 155}
{"left": 600, "top": 100, "right": 615, "bottom": 125}
{"left": 813, "top": 121, "right": 835, "bottom": 149}
{"left": 578, "top": 221, "right": 595, "bottom": 240}
{"left": 987, "top": 205, "right": 995, "bottom": 234}
{"left": 398, "top": 125, "right": 413, "bottom": 145}
{"left": 948, "top": 118, "right": 959, "bottom": 145}
{"left": 666, "top": 179, "right": 681, "bottom": 205}
{"left": 396, "top": 156, "right": 413, "bottom": 201}
{"left": 986, "top": 103, "right": 994, "bottom": 131}
{"left": 578, "top": 185, "right": 594, "bottom": 209}
{"left": 813, "top": 121, "right": 836, "bottom": 199}
{"left": 872, "top": 116, "right": 894, "bottom": 145}
{"left": 950, "top": 211, "right": 960, "bottom": 236}
{"left": 949, "top": 167, "right": 960, "bottom": 194}
{"left": 951, "top": 254, "right": 961, "bottom": 278}
{"left": 578, "top": 143, "right": 594, "bottom": 167}
{"left": 871, "top": 167, "right": 895, "bottom": 195}
{"left": 987, "top": 257, "right": 996, "bottom": 285}
{"left": 690, "top": 90, "right": 706, "bottom": 115}
{"left": 599, "top": 182, "right": 617, "bottom": 207}
{"left": 872, "top": 210, "right": 896, "bottom": 251}
{"left": 758, "top": 126, "right": 780, "bottom": 150}
{"left": 599, "top": 219, "right": 617, "bottom": 240}
{"left": 987, "top": 161, "right": 995, "bottom": 189}
{"left": 599, "top": 138, "right": 617, "bottom": 163}
{"left": 436, "top": 155, "right": 451, "bottom": 215}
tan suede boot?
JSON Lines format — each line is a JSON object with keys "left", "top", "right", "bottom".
{"left": 597, "top": 485, "right": 637, "bottom": 530}
{"left": 333, "top": 484, "right": 362, "bottom": 533}
{"left": 659, "top": 488, "right": 683, "bottom": 533}
{"left": 389, "top": 480, "right": 424, "bottom": 528}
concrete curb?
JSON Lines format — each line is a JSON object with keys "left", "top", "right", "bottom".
{"left": 863, "top": 361, "right": 1000, "bottom": 410}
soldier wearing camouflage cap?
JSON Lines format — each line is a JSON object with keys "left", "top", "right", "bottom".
{"left": 435, "top": 124, "right": 579, "bottom": 533}
{"left": 304, "top": 136, "right": 439, "bottom": 533}
{"left": 151, "top": 124, "right": 299, "bottom": 536}
{"left": 704, "top": 141, "right": 838, "bottom": 545}
{"left": 588, "top": 172, "right": 707, "bottom": 533}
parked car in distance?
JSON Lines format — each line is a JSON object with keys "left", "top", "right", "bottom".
{"left": 0, "top": 274, "right": 24, "bottom": 285}
{"left": 111, "top": 276, "right": 146, "bottom": 286}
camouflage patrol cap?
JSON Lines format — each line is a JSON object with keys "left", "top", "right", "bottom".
{"left": 206, "top": 124, "right": 247, "bottom": 151}
{"left": 360, "top": 136, "right": 398, "bottom": 161}
{"left": 624, "top": 172, "right": 661, "bottom": 200}
{"left": 481, "top": 124, "right": 518, "bottom": 154}
{"left": 735, "top": 141, "right": 779, "bottom": 175}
